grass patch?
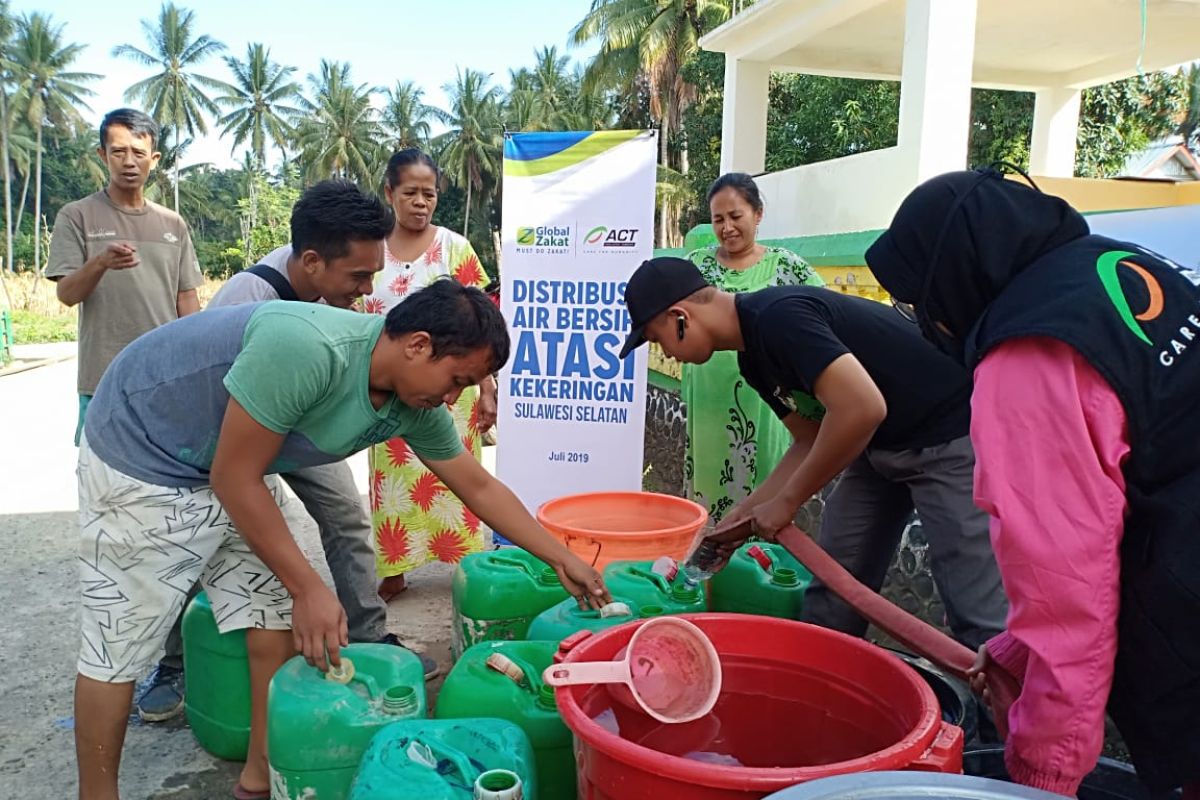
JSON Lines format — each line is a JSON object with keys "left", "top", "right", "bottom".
{"left": 1, "top": 271, "right": 227, "bottom": 346}
{"left": 10, "top": 308, "right": 77, "bottom": 343}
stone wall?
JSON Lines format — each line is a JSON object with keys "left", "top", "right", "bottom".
{"left": 642, "top": 384, "right": 686, "bottom": 496}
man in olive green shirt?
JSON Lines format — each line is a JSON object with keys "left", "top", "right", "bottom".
{"left": 46, "top": 108, "right": 203, "bottom": 444}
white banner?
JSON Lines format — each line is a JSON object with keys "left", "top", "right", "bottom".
{"left": 496, "top": 130, "right": 657, "bottom": 512}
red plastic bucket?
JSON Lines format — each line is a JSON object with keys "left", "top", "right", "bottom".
{"left": 554, "top": 614, "right": 963, "bottom": 800}
{"left": 537, "top": 491, "right": 707, "bottom": 570}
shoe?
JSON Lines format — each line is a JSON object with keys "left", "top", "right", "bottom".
{"left": 137, "top": 663, "right": 185, "bottom": 722}
{"left": 377, "top": 633, "right": 440, "bottom": 681}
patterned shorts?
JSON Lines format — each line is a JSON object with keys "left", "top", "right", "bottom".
{"left": 77, "top": 435, "right": 292, "bottom": 682}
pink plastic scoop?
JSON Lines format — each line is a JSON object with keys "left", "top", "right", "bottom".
{"left": 543, "top": 616, "right": 722, "bottom": 724}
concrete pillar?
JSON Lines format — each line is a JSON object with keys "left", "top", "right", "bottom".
{"left": 897, "top": 0, "right": 978, "bottom": 180}
{"left": 1029, "top": 87, "right": 1081, "bottom": 177}
{"left": 719, "top": 57, "right": 770, "bottom": 175}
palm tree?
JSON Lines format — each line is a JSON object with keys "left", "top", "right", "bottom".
{"left": 434, "top": 68, "right": 501, "bottom": 239}
{"left": 572, "top": 0, "right": 730, "bottom": 244}
{"left": 561, "top": 64, "right": 616, "bottom": 131}
{"left": 112, "top": 2, "right": 230, "bottom": 211}
{"left": 142, "top": 123, "right": 192, "bottom": 205}
{"left": 6, "top": 121, "right": 32, "bottom": 236}
{"left": 0, "top": 1, "right": 16, "bottom": 272}
{"left": 215, "top": 43, "right": 301, "bottom": 170}
{"left": 294, "top": 60, "right": 383, "bottom": 185}
{"left": 504, "top": 67, "right": 537, "bottom": 132}
{"left": 530, "top": 46, "right": 573, "bottom": 129}
{"left": 381, "top": 80, "right": 434, "bottom": 151}
{"left": 10, "top": 12, "right": 96, "bottom": 275}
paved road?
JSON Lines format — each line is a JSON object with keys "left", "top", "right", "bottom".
{"left": 0, "top": 349, "right": 458, "bottom": 798}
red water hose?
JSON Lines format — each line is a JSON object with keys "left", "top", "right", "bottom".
{"left": 737, "top": 522, "right": 1021, "bottom": 739}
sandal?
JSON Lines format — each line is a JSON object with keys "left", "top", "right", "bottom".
{"left": 378, "top": 574, "right": 407, "bottom": 602}
{"left": 232, "top": 782, "right": 270, "bottom": 800}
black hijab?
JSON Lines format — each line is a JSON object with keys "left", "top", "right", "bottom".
{"left": 866, "top": 169, "right": 1090, "bottom": 360}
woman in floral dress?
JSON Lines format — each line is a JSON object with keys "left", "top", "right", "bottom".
{"left": 364, "top": 149, "right": 497, "bottom": 599}
{"left": 684, "top": 172, "right": 824, "bottom": 522}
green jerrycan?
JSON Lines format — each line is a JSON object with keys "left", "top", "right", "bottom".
{"left": 182, "top": 590, "right": 250, "bottom": 760}
{"left": 526, "top": 596, "right": 639, "bottom": 643}
{"left": 709, "top": 542, "right": 812, "bottom": 619}
{"left": 602, "top": 559, "right": 708, "bottom": 615}
{"left": 436, "top": 640, "right": 573, "bottom": 799}
{"left": 349, "top": 718, "right": 537, "bottom": 800}
{"left": 452, "top": 550, "right": 569, "bottom": 658}
{"left": 267, "top": 643, "right": 427, "bottom": 800}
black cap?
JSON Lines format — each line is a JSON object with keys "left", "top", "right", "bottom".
{"left": 619, "top": 257, "right": 711, "bottom": 358}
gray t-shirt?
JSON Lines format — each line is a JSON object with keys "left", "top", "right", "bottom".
{"left": 46, "top": 191, "right": 204, "bottom": 393}
{"left": 207, "top": 245, "right": 301, "bottom": 307}
{"left": 85, "top": 302, "right": 463, "bottom": 487}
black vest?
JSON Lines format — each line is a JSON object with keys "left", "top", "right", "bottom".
{"left": 967, "top": 235, "right": 1200, "bottom": 791}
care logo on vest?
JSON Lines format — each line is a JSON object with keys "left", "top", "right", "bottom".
{"left": 1097, "top": 249, "right": 1200, "bottom": 367}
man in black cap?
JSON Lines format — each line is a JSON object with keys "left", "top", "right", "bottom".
{"left": 620, "top": 257, "right": 1007, "bottom": 650}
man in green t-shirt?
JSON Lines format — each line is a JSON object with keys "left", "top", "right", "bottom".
{"left": 75, "top": 281, "right": 612, "bottom": 799}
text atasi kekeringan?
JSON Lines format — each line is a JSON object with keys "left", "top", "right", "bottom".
{"left": 508, "top": 278, "right": 635, "bottom": 424}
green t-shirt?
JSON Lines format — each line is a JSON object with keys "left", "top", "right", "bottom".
{"left": 86, "top": 302, "right": 463, "bottom": 487}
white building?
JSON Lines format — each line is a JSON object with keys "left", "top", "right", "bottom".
{"left": 700, "top": 0, "right": 1200, "bottom": 239}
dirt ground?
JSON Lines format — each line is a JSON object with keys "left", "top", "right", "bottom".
{"left": 0, "top": 346, "right": 465, "bottom": 799}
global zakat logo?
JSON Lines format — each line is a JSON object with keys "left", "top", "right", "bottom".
{"left": 582, "top": 225, "right": 639, "bottom": 253}
{"left": 514, "top": 224, "right": 571, "bottom": 253}
{"left": 1097, "top": 250, "right": 1164, "bottom": 346}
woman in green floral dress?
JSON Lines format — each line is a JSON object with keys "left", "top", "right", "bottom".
{"left": 684, "top": 173, "right": 824, "bottom": 522}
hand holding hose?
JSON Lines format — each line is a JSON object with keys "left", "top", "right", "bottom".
{"left": 705, "top": 519, "right": 1023, "bottom": 739}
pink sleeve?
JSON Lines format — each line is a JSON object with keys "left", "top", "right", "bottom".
{"left": 971, "top": 337, "right": 1130, "bottom": 796}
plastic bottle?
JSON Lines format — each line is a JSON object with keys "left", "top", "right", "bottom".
{"left": 681, "top": 537, "right": 723, "bottom": 588}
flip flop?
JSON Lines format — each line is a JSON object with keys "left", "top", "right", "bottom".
{"left": 377, "top": 575, "right": 408, "bottom": 603}
{"left": 232, "top": 782, "right": 269, "bottom": 800}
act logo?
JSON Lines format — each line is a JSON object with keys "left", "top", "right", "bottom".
{"left": 582, "top": 225, "right": 639, "bottom": 253}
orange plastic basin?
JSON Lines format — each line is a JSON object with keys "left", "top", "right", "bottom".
{"left": 536, "top": 491, "right": 708, "bottom": 569}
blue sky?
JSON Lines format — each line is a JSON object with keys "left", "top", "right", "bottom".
{"left": 26, "top": 0, "right": 599, "bottom": 169}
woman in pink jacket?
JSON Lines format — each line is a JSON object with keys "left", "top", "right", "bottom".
{"left": 867, "top": 169, "right": 1200, "bottom": 798}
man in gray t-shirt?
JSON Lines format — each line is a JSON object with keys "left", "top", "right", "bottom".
{"left": 46, "top": 109, "right": 204, "bottom": 445}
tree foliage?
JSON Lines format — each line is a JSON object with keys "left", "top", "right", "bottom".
{"left": 682, "top": 50, "right": 1190, "bottom": 229}
{"left": 4, "top": 0, "right": 1194, "bottom": 284}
